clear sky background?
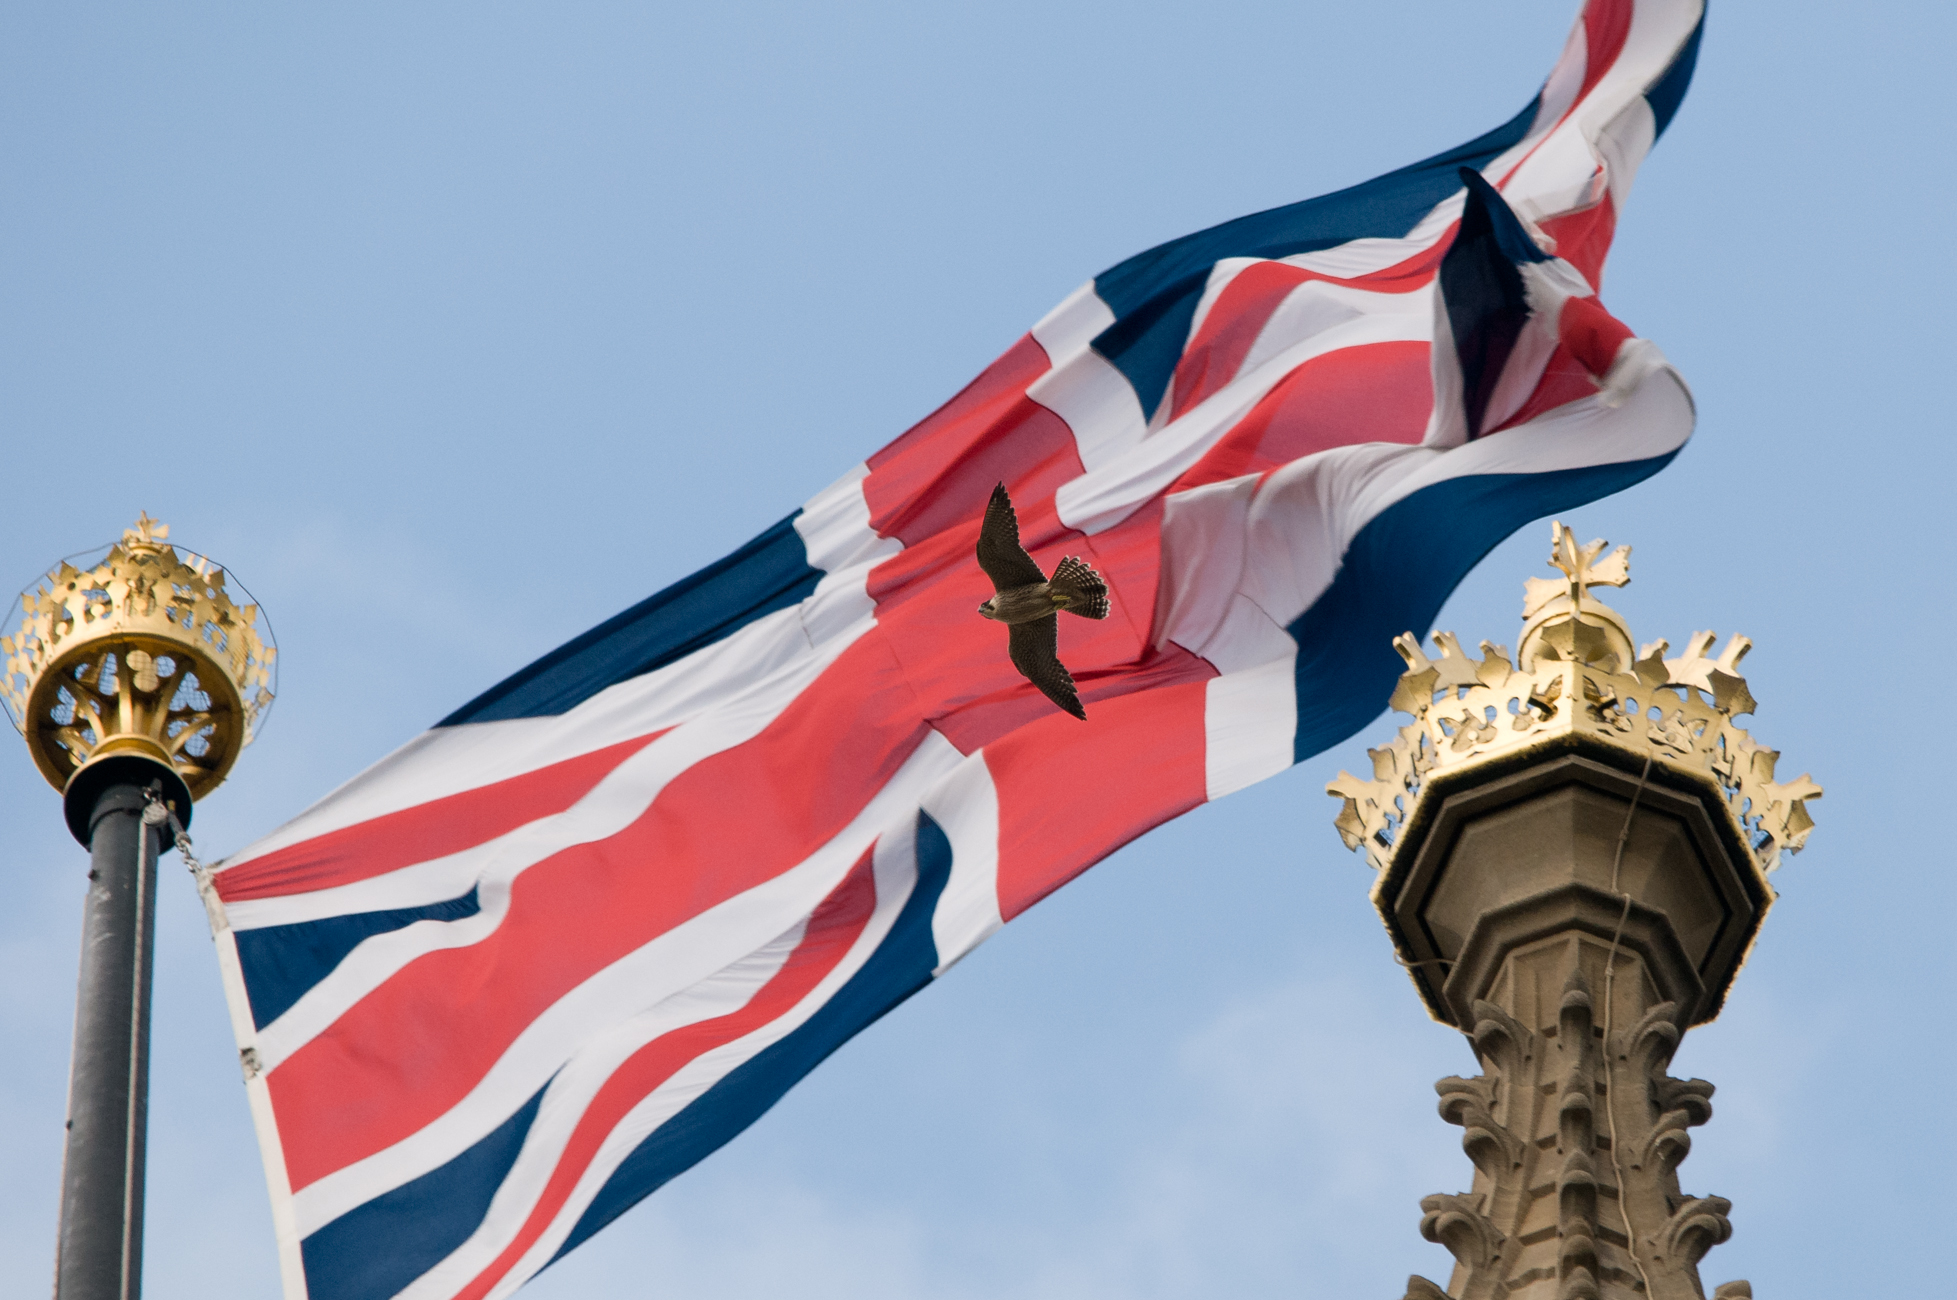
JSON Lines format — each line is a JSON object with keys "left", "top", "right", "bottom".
{"left": 0, "top": 1, "right": 1948, "bottom": 1296}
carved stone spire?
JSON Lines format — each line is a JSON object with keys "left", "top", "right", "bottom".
{"left": 1328, "top": 523, "right": 1818, "bottom": 1299}
{"left": 1405, "top": 940, "right": 1738, "bottom": 1298}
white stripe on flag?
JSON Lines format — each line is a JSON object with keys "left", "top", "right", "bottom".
{"left": 922, "top": 752, "right": 1003, "bottom": 974}
{"left": 1279, "top": 191, "right": 1466, "bottom": 282}
{"left": 1205, "top": 656, "right": 1300, "bottom": 803}
{"left": 1185, "top": 258, "right": 1261, "bottom": 345}
{"left": 1531, "top": 12, "right": 1591, "bottom": 145}
{"left": 1027, "top": 282, "right": 1150, "bottom": 475}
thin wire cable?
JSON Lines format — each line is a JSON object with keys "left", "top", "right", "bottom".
{"left": 123, "top": 792, "right": 158, "bottom": 1300}
{"left": 1392, "top": 954, "right": 1455, "bottom": 1011}
{"left": 1601, "top": 750, "right": 1656, "bottom": 1298}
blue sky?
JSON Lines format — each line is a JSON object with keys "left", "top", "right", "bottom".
{"left": 1, "top": 1, "right": 1949, "bottom": 1295}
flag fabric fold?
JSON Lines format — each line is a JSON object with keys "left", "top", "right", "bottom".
{"left": 209, "top": 3, "right": 1706, "bottom": 1295}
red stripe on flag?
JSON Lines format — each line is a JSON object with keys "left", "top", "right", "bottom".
{"left": 1557, "top": 295, "right": 1636, "bottom": 380}
{"left": 268, "top": 633, "right": 929, "bottom": 1190}
{"left": 1168, "top": 244, "right": 1444, "bottom": 426}
{"left": 1539, "top": 197, "right": 1617, "bottom": 292}
{"left": 1494, "top": 0, "right": 1634, "bottom": 195}
{"left": 1168, "top": 262, "right": 1312, "bottom": 422}
{"left": 987, "top": 678, "right": 1209, "bottom": 921}
{"left": 214, "top": 733, "right": 669, "bottom": 904}
{"left": 864, "top": 335, "right": 1080, "bottom": 547}
{"left": 1487, "top": 343, "right": 1601, "bottom": 433}
{"left": 1578, "top": 0, "right": 1634, "bottom": 104}
{"left": 451, "top": 847, "right": 881, "bottom": 1300}
{"left": 1172, "top": 340, "right": 1431, "bottom": 493}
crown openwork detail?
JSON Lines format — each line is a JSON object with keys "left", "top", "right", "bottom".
{"left": 1328, "top": 522, "right": 1819, "bottom": 876}
{"left": 1, "top": 514, "right": 276, "bottom": 800}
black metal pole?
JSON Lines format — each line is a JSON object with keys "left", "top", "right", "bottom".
{"left": 53, "top": 779, "right": 161, "bottom": 1300}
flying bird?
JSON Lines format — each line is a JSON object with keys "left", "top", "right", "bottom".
{"left": 975, "top": 482, "right": 1110, "bottom": 719}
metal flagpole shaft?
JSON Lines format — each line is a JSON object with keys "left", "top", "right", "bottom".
{"left": 53, "top": 780, "right": 161, "bottom": 1300}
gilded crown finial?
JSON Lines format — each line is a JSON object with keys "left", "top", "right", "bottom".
{"left": 1515, "top": 521, "right": 1637, "bottom": 675}
{"left": 1328, "top": 521, "right": 1818, "bottom": 877}
{"left": 1525, "top": 521, "right": 1629, "bottom": 618}
{"left": 122, "top": 512, "right": 170, "bottom": 550}
{"left": 3, "top": 515, "right": 276, "bottom": 806}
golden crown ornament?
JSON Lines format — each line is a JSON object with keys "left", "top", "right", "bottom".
{"left": 1328, "top": 521, "right": 1819, "bottom": 879}
{"left": 3, "top": 514, "right": 276, "bottom": 834}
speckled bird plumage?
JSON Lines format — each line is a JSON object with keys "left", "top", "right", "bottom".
{"left": 975, "top": 482, "right": 1110, "bottom": 719}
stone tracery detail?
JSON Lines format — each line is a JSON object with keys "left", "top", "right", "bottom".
{"left": 1399, "top": 955, "right": 1749, "bottom": 1300}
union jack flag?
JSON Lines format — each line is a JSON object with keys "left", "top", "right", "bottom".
{"left": 208, "top": 2, "right": 1705, "bottom": 1294}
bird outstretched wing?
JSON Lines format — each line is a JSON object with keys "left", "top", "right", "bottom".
{"left": 1047, "top": 555, "right": 1110, "bottom": 619}
{"left": 977, "top": 483, "right": 1047, "bottom": 591}
{"left": 1008, "top": 613, "right": 1086, "bottom": 720}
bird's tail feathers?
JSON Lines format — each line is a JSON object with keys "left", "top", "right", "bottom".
{"left": 1050, "top": 556, "right": 1110, "bottom": 619}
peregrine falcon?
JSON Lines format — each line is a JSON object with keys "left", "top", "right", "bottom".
{"left": 975, "top": 482, "right": 1110, "bottom": 720}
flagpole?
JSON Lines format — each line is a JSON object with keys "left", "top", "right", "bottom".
{"left": 53, "top": 769, "right": 169, "bottom": 1300}
{"left": 3, "top": 517, "right": 276, "bottom": 1300}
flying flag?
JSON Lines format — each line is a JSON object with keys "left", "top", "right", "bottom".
{"left": 208, "top": 2, "right": 1705, "bottom": 1295}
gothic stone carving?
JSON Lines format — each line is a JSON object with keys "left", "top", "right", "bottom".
{"left": 1401, "top": 939, "right": 1749, "bottom": 1300}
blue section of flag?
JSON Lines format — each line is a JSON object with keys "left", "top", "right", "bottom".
{"left": 1445, "top": 169, "right": 1552, "bottom": 439}
{"left": 235, "top": 887, "right": 484, "bottom": 1029}
{"left": 1089, "top": 97, "right": 1542, "bottom": 423}
{"left": 1459, "top": 168, "right": 1553, "bottom": 269}
{"left": 1286, "top": 455, "right": 1681, "bottom": 767}
{"left": 1645, "top": 13, "right": 1704, "bottom": 138}
{"left": 300, "top": 1086, "right": 548, "bottom": 1300}
{"left": 544, "top": 812, "right": 956, "bottom": 1266}
{"left": 438, "top": 512, "right": 821, "bottom": 726}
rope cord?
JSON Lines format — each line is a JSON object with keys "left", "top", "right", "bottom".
{"left": 1600, "top": 750, "right": 1656, "bottom": 1297}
